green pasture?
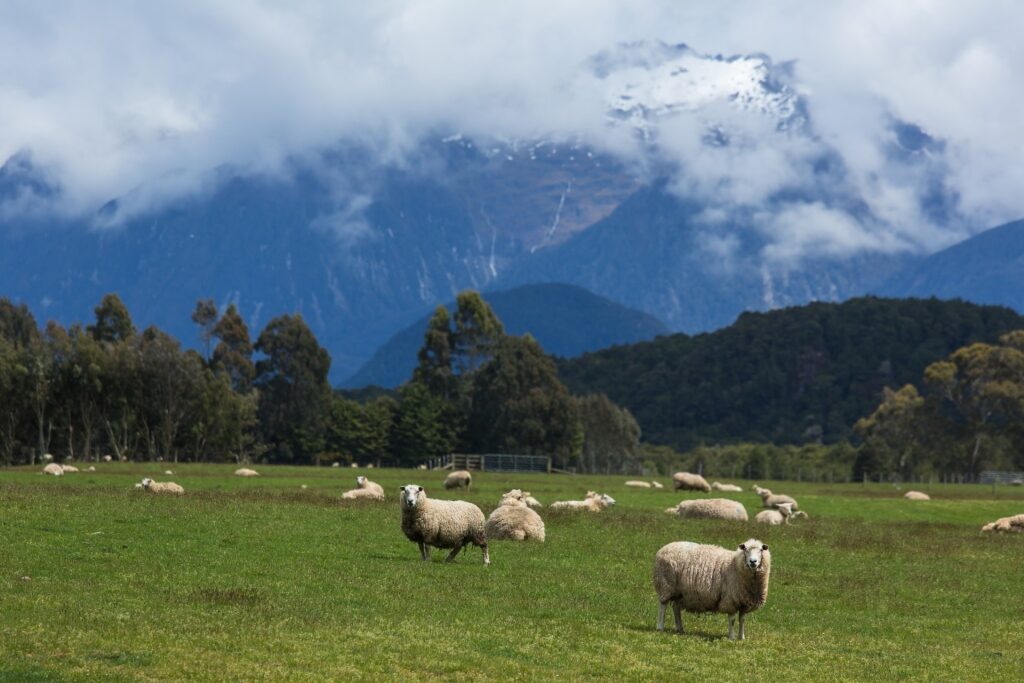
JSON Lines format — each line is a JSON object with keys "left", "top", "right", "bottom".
{"left": 0, "top": 464, "right": 1022, "bottom": 681}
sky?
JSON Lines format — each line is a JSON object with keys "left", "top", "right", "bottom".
{"left": 1, "top": 0, "right": 1022, "bottom": 261}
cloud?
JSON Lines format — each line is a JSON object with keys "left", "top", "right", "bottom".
{"left": 1, "top": 0, "right": 1023, "bottom": 262}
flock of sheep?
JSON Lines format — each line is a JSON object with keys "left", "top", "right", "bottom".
{"left": 35, "top": 459, "right": 1024, "bottom": 641}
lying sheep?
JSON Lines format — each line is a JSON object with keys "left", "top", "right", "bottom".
{"left": 757, "top": 489, "right": 799, "bottom": 511}
{"left": 712, "top": 482, "right": 743, "bottom": 492}
{"left": 342, "top": 475, "right": 385, "bottom": 501}
{"left": 140, "top": 477, "right": 185, "bottom": 495}
{"left": 981, "top": 513, "right": 1024, "bottom": 533}
{"left": 399, "top": 484, "right": 489, "bottom": 565}
{"left": 673, "top": 472, "right": 711, "bottom": 492}
{"left": 103, "top": 455, "right": 113, "bottom": 462}
{"left": 625, "top": 480, "right": 653, "bottom": 488}
{"left": 666, "top": 498, "right": 748, "bottom": 521}
{"left": 40, "top": 453, "right": 54, "bottom": 462}
{"left": 234, "top": 468, "right": 259, "bottom": 477}
{"left": 87, "top": 466, "right": 96, "bottom": 472}
{"left": 755, "top": 502, "right": 793, "bottom": 525}
{"left": 42, "top": 463, "right": 64, "bottom": 476}
{"left": 653, "top": 538, "right": 771, "bottom": 640}
{"left": 650, "top": 481, "right": 664, "bottom": 489}
{"left": 549, "top": 491, "right": 616, "bottom": 511}
{"left": 752, "top": 484, "right": 772, "bottom": 496}
{"left": 443, "top": 470, "right": 473, "bottom": 490}
{"left": 523, "top": 492, "right": 543, "bottom": 508}
{"left": 164, "top": 470, "right": 174, "bottom": 475}
{"left": 904, "top": 491, "right": 930, "bottom": 500}
{"left": 60, "top": 464, "right": 80, "bottom": 473}
{"left": 485, "top": 489, "right": 545, "bottom": 542}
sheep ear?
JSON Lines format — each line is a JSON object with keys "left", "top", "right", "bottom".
{"left": 739, "top": 544, "right": 746, "bottom": 550}
{"left": 399, "top": 486, "right": 405, "bottom": 491}
{"left": 418, "top": 486, "right": 423, "bottom": 492}
{"left": 762, "top": 544, "right": 769, "bottom": 551}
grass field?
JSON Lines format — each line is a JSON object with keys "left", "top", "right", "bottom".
{"left": 1, "top": 464, "right": 1022, "bottom": 682}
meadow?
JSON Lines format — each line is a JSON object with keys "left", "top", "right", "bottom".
{"left": 1, "top": 464, "right": 1022, "bottom": 682}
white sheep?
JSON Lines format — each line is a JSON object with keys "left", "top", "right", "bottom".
{"left": 757, "top": 489, "right": 799, "bottom": 511}
{"left": 399, "top": 484, "right": 489, "bottom": 565}
{"left": 650, "top": 481, "right": 664, "bottom": 489}
{"left": 523, "top": 491, "right": 543, "bottom": 508}
{"left": 103, "top": 455, "right": 113, "bottom": 462}
{"left": 40, "top": 453, "right": 53, "bottom": 462}
{"left": 140, "top": 477, "right": 185, "bottom": 495}
{"left": 42, "top": 463, "right": 64, "bottom": 476}
{"left": 234, "top": 468, "right": 259, "bottom": 477}
{"left": 485, "top": 489, "right": 545, "bottom": 542}
{"left": 87, "top": 466, "right": 96, "bottom": 472}
{"left": 341, "top": 475, "right": 385, "bottom": 501}
{"left": 752, "top": 484, "right": 772, "bottom": 496}
{"left": 60, "top": 464, "right": 80, "bottom": 473}
{"left": 653, "top": 538, "right": 771, "bottom": 640}
{"left": 981, "top": 513, "right": 1024, "bottom": 533}
{"left": 755, "top": 502, "right": 793, "bottom": 525}
{"left": 625, "top": 480, "right": 653, "bottom": 488}
{"left": 443, "top": 470, "right": 473, "bottom": 490}
{"left": 904, "top": 491, "right": 930, "bottom": 500}
{"left": 549, "top": 491, "right": 616, "bottom": 511}
{"left": 666, "top": 498, "right": 748, "bottom": 521}
{"left": 673, "top": 472, "right": 711, "bottom": 492}
{"left": 164, "top": 469, "right": 174, "bottom": 475}
{"left": 711, "top": 482, "right": 743, "bottom": 492}
{"left": 417, "top": 464, "right": 428, "bottom": 470}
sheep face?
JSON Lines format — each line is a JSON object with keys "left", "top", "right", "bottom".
{"left": 599, "top": 494, "right": 616, "bottom": 506}
{"left": 140, "top": 477, "right": 153, "bottom": 489}
{"left": 356, "top": 476, "right": 367, "bottom": 486}
{"left": 776, "top": 502, "right": 793, "bottom": 517}
{"left": 738, "top": 540, "right": 769, "bottom": 571}
{"left": 399, "top": 485, "right": 425, "bottom": 509}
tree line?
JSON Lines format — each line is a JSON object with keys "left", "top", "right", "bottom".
{"left": 0, "top": 292, "right": 641, "bottom": 471}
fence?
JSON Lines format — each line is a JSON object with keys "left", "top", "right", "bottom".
{"left": 425, "top": 453, "right": 551, "bottom": 473}
{"left": 979, "top": 471, "right": 1024, "bottom": 485}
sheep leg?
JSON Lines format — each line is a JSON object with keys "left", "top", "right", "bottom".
{"left": 444, "top": 544, "right": 464, "bottom": 562}
{"left": 481, "top": 543, "right": 490, "bottom": 566}
{"left": 738, "top": 612, "right": 746, "bottom": 641}
{"left": 728, "top": 614, "right": 735, "bottom": 640}
{"left": 418, "top": 542, "right": 429, "bottom": 561}
{"left": 672, "top": 602, "right": 683, "bottom": 634}
{"left": 657, "top": 602, "right": 666, "bottom": 632}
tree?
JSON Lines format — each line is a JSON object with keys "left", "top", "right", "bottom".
{"left": 137, "top": 328, "right": 203, "bottom": 461}
{"left": 89, "top": 293, "right": 135, "bottom": 343}
{"left": 576, "top": 394, "right": 642, "bottom": 474}
{"left": 853, "top": 385, "right": 930, "bottom": 480}
{"left": 0, "top": 297, "right": 40, "bottom": 348}
{"left": 452, "top": 291, "right": 504, "bottom": 376}
{"left": 191, "top": 298, "right": 219, "bottom": 361}
{"left": 390, "top": 382, "right": 459, "bottom": 465}
{"left": 254, "top": 314, "right": 332, "bottom": 463}
{"left": 212, "top": 304, "right": 255, "bottom": 392}
{"left": 413, "top": 305, "right": 455, "bottom": 400}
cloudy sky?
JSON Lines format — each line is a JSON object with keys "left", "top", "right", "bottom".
{"left": 1, "top": 0, "right": 1022, "bottom": 258}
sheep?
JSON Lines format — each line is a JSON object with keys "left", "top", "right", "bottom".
{"left": 666, "top": 498, "right": 748, "bottom": 521}
{"left": 86, "top": 466, "right": 96, "bottom": 472}
{"left": 341, "top": 475, "right": 385, "bottom": 501}
{"left": 399, "top": 484, "right": 489, "bottom": 565}
{"left": 164, "top": 470, "right": 174, "bottom": 475}
{"left": 523, "top": 492, "right": 543, "bottom": 508}
{"left": 60, "top": 464, "right": 80, "bottom": 473}
{"left": 653, "top": 538, "right": 771, "bottom": 640}
{"left": 443, "top": 470, "right": 473, "bottom": 490}
{"left": 672, "top": 472, "right": 711, "bottom": 493}
{"left": 626, "top": 480, "right": 653, "bottom": 488}
{"left": 751, "top": 484, "right": 772, "bottom": 496}
{"left": 140, "top": 477, "right": 185, "bottom": 495}
{"left": 904, "top": 491, "right": 931, "bottom": 500}
{"left": 711, "top": 482, "right": 743, "bottom": 492}
{"left": 234, "top": 468, "right": 259, "bottom": 477}
{"left": 40, "top": 453, "right": 53, "bottom": 462}
{"left": 103, "top": 454, "right": 113, "bottom": 462}
{"left": 757, "top": 489, "right": 799, "bottom": 511}
{"left": 549, "top": 491, "right": 616, "bottom": 511}
{"left": 417, "top": 464, "right": 428, "bottom": 470}
{"left": 755, "top": 502, "right": 793, "bottom": 525}
{"left": 981, "top": 514, "right": 1024, "bottom": 533}
{"left": 42, "top": 463, "right": 64, "bottom": 476}
{"left": 650, "top": 481, "right": 664, "bottom": 489}
{"left": 485, "top": 489, "right": 545, "bottom": 541}
{"left": 366, "top": 464, "right": 375, "bottom": 469}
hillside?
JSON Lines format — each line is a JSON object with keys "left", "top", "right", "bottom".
{"left": 344, "top": 283, "right": 668, "bottom": 388}
{"left": 556, "top": 297, "right": 1024, "bottom": 450}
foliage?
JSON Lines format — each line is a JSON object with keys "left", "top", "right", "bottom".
{"left": 575, "top": 393, "right": 641, "bottom": 474}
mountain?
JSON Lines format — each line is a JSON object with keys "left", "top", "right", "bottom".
{"left": 345, "top": 283, "right": 669, "bottom": 388}
{"left": 879, "top": 218, "right": 1024, "bottom": 311}
{"left": 557, "top": 297, "right": 1024, "bottom": 451}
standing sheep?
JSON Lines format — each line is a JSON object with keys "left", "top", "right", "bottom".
{"left": 666, "top": 498, "right": 748, "bottom": 521}
{"left": 672, "top": 472, "right": 711, "bottom": 493}
{"left": 42, "top": 463, "right": 64, "bottom": 476}
{"left": 140, "top": 477, "right": 185, "bottom": 495}
{"left": 342, "top": 475, "right": 385, "bottom": 501}
{"left": 234, "top": 468, "right": 260, "bottom": 477}
{"left": 485, "top": 489, "right": 545, "bottom": 542}
{"left": 653, "top": 538, "right": 771, "bottom": 640}
{"left": 443, "top": 470, "right": 473, "bottom": 490}
{"left": 755, "top": 502, "right": 793, "bottom": 525}
{"left": 399, "top": 484, "right": 489, "bottom": 565}
{"left": 904, "top": 491, "right": 931, "bottom": 500}
{"left": 981, "top": 513, "right": 1024, "bottom": 533}
{"left": 711, "top": 482, "right": 743, "bottom": 492}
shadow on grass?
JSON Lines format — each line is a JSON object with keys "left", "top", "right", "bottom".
{"left": 624, "top": 623, "right": 729, "bottom": 641}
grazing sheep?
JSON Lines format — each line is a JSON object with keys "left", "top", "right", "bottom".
{"left": 342, "top": 475, "right": 385, "bottom": 501}
{"left": 550, "top": 491, "right": 616, "bottom": 511}
{"left": 486, "top": 490, "right": 545, "bottom": 542}
{"left": 981, "top": 514, "right": 1024, "bottom": 533}
{"left": 399, "top": 484, "right": 489, "bottom": 565}
{"left": 103, "top": 455, "right": 113, "bottom": 462}
{"left": 443, "top": 470, "right": 473, "bottom": 490}
{"left": 673, "top": 472, "right": 711, "bottom": 493}
{"left": 667, "top": 498, "right": 748, "bottom": 521}
{"left": 650, "top": 481, "right": 664, "bottom": 489}
{"left": 60, "top": 464, "right": 80, "bottom": 473}
{"left": 140, "top": 477, "right": 185, "bottom": 495}
{"left": 712, "top": 482, "right": 744, "bottom": 492}
{"left": 757, "top": 489, "right": 799, "bottom": 511}
{"left": 40, "top": 453, "right": 53, "bottom": 462}
{"left": 653, "top": 538, "right": 771, "bottom": 640}
{"left": 755, "top": 502, "right": 793, "bottom": 525}
{"left": 234, "top": 468, "right": 259, "bottom": 477}
{"left": 904, "top": 491, "right": 930, "bottom": 500}
{"left": 523, "top": 492, "right": 543, "bottom": 508}
{"left": 42, "top": 463, "right": 64, "bottom": 476}
{"left": 626, "top": 480, "right": 653, "bottom": 488}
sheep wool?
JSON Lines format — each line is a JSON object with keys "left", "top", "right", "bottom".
{"left": 399, "top": 484, "right": 489, "bottom": 565}
{"left": 758, "top": 490, "right": 799, "bottom": 511}
{"left": 981, "top": 513, "right": 1024, "bottom": 533}
{"left": 140, "top": 478, "right": 185, "bottom": 495}
{"left": 670, "top": 498, "right": 748, "bottom": 521}
{"left": 523, "top": 492, "right": 543, "bottom": 508}
{"left": 234, "top": 468, "right": 260, "bottom": 477}
{"left": 712, "top": 482, "right": 744, "bottom": 492}
{"left": 672, "top": 472, "right": 711, "bottom": 492}
{"left": 42, "top": 463, "right": 64, "bottom": 476}
{"left": 755, "top": 502, "right": 793, "bottom": 525}
{"left": 625, "top": 480, "right": 653, "bottom": 488}
{"left": 904, "top": 491, "right": 931, "bottom": 500}
{"left": 650, "top": 481, "right": 664, "bottom": 489}
{"left": 60, "top": 464, "right": 80, "bottom": 473}
{"left": 342, "top": 476, "right": 385, "bottom": 501}
{"left": 443, "top": 470, "right": 473, "bottom": 490}
{"left": 549, "top": 492, "right": 616, "bottom": 511}
{"left": 486, "top": 493, "right": 545, "bottom": 542}
{"left": 653, "top": 538, "right": 771, "bottom": 640}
